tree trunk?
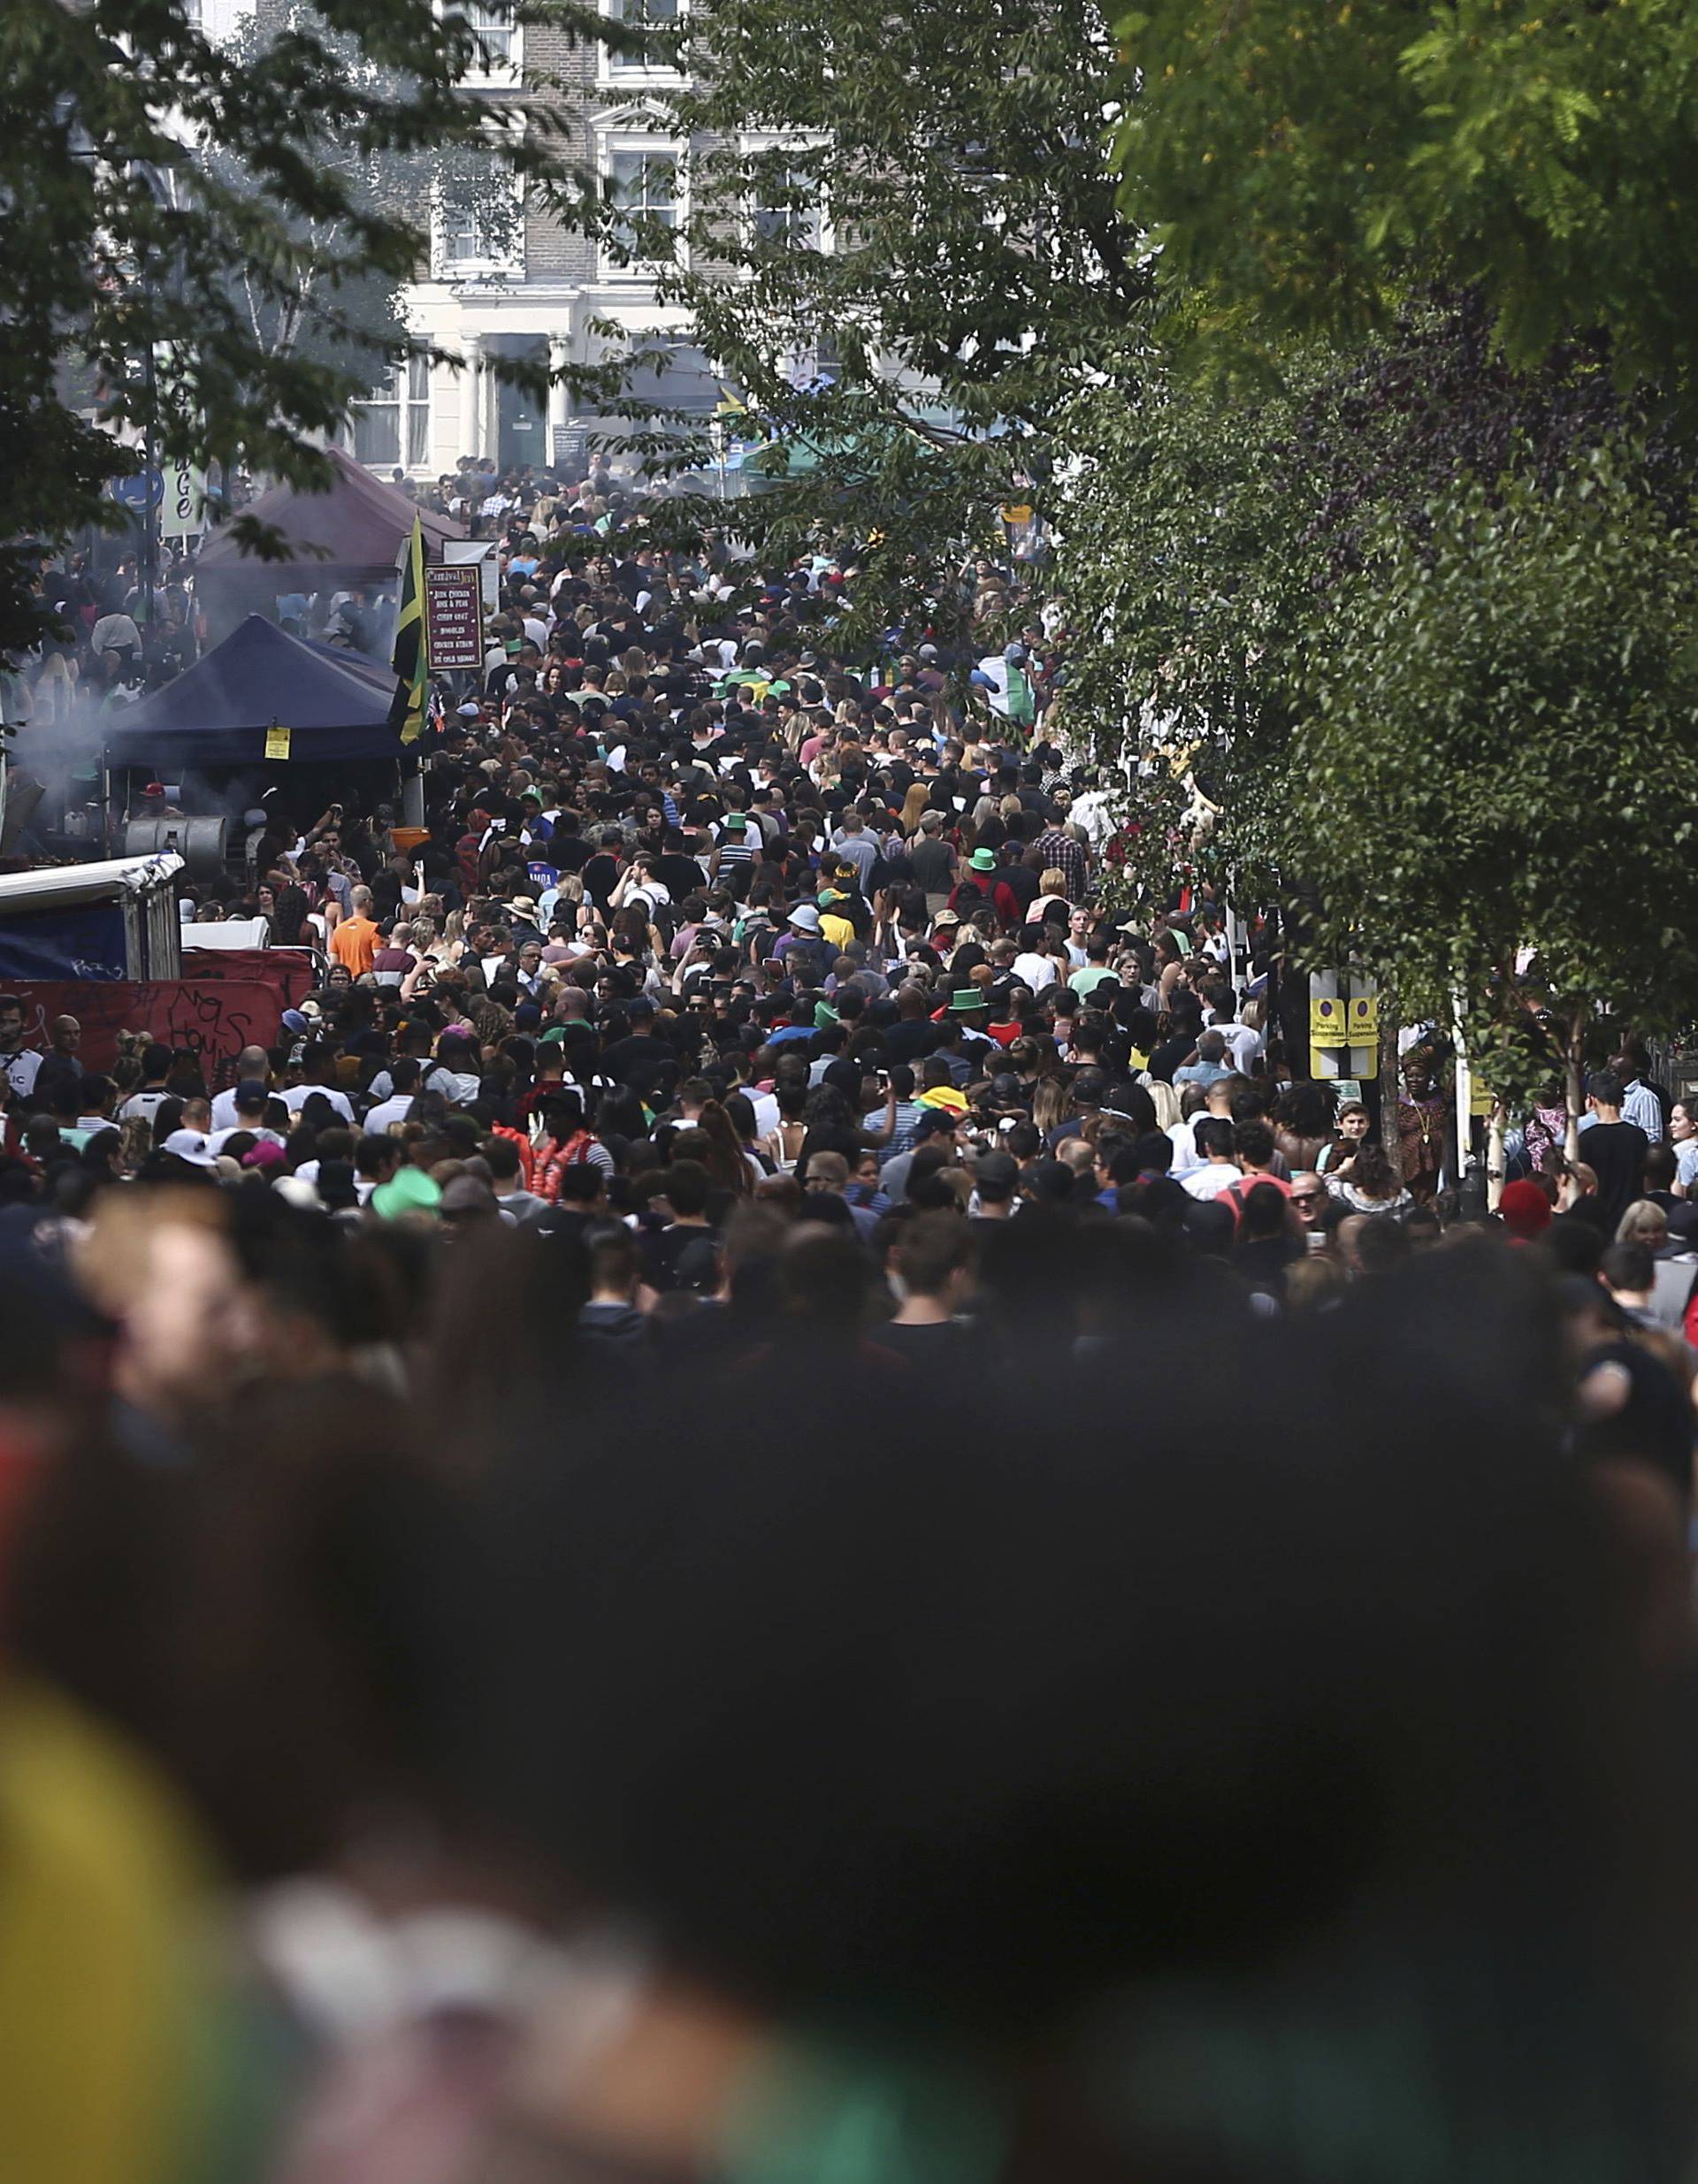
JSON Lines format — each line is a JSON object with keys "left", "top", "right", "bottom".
{"left": 1564, "top": 1004, "right": 1587, "bottom": 1162}
{"left": 1378, "top": 984, "right": 1401, "bottom": 1162}
{"left": 1486, "top": 1102, "right": 1507, "bottom": 1210}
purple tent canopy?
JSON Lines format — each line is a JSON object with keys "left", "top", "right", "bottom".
{"left": 194, "top": 447, "right": 466, "bottom": 640}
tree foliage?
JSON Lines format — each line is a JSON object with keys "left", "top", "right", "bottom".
{"left": 1112, "top": 0, "right": 1698, "bottom": 388}
{"left": 0, "top": 0, "right": 598, "bottom": 653}
{"left": 1285, "top": 454, "right": 1698, "bottom": 1093}
{"left": 591, "top": 0, "right": 1151, "bottom": 641}
{"left": 1058, "top": 297, "right": 1689, "bottom": 891}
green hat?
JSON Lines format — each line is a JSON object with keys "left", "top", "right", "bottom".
{"left": 371, "top": 1167, "right": 442, "bottom": 1220}
{"left": 950, "top": 988, "right": 987, "bottom": 1012}
{"left": 968, "top": 847, "right": 998, "bottom": 872}
{"left": 814, "top": 1000, "right": 841, "bottom": 1029}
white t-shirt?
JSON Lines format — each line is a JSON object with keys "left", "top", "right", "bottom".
{"left": 1182, "top": 1162, "right": 1243, "bottom": 1201}
{"left": 363, "top": 1094, "right": 416, "bottom": 1134}
{"left": 119, "top": 1087, "right": 172, "bottom": 1125}
{"left": 1166, "top": 1117, "right": 1205, "bottom": 1177}
{"left": 1013, "top": 951, "right": 1058, "bottom": 993}
{"left": 282, "top": 1082, "right": 356, "bottom": 1124}
{"left": 210, "top": 1124, "right": 283, "bottom": 1155}
{"left": 1, "top": 1049, "right": 42, "bottom": 1103}
{"left": 1213, "top": 1020, "right": 1264, "bottom": 1074}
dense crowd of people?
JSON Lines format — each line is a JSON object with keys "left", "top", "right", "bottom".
{"left": 5, "top": 482, "right": 1698, "bottom": 2181}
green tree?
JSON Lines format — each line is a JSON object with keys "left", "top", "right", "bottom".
{"left": 1281, "top": 454, "right": 1698, "bottom": 1115}
{"left": 0, "top": 0, "right": 591, "bottom": 654}
{"left": 1112, "top": 0, "right": 1698, "bottom": 387}
{"left": 585, "top": 0, "right": 1150, "bottom": 646}
{"left": 1057, "top": 297, "right": 1682, "bottom": 898}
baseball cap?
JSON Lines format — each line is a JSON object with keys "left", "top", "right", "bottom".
{"left": 280, "top": 1010, "right": 310, "bottom": 1035}
{"left": 163, "top": 1129, "right": 217, "bottom": 1169}
{"left": 242, "top": 1139, "right": 287, "bottom": 1172}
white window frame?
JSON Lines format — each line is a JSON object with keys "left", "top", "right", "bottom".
{"left": 441, "top": 0, "right": 524, "bottom": 88}
{"left": 430, "top": 164, "right": 526, "bottom": 283}
{"left": 597, "top": 128, "right": 686, "bottom": 281}
{"left": 347, "top": 353, "right": 433, "bottom": 471}
{"left": 741, "top": 133, "right": 830, "bottom": 256}
{"left": 598, "top": 0, "right": 685, "bottom": 88}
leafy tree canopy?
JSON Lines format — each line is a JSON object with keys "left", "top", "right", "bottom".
{"left": 0, "top": 0, "right": 600, "bottom": 653}
{"left": 593, "top": 0, "right": 1150, "bottom": 644}
{"left": 1112, "top": 0, "right": 1698, "bottom": 388}
{"left": 1283, "top": 453, "right": 1698, "bottom": 1094}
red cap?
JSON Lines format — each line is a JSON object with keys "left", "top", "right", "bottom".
{"left": 1499, "top": 1179, "right": 1552, "bottom": 1241}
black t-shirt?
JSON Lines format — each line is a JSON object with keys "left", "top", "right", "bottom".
{"left": 910, "top": 838, "right": 955, "bottom": 893}
{"left": 876, "top": 1318, "right": 975, "bottom": 1369}
{"left": 997, "top": 863, "right": 1040, "bottom": 913}
{"left": 583, "top": 852, "right": 623, "bottom": 912}
{"left": 657, "top": 851, "right": 707, "bottom": 898}
{"left": 1147, "top": 1030, "right": 1197, "bottom": 1085}
{"left": 600, "top": 1032, "right": 675, "bottom": 1096}
{"left": 644, "top": 1222, "right": 719, "bottom": 1294}
{"left": 1581, "top": 1119, "right": 1650, "bottom": 1230}
{"left": 884, "top": 1019, "right": 941, "bottom": 1064}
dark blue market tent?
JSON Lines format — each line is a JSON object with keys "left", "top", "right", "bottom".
{"left": 105, "top": 616, "right": 403, "bottom": 767}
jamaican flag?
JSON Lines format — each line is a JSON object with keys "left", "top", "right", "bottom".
{"left": 388, "top": 515, "right": 428, "bottom": 744}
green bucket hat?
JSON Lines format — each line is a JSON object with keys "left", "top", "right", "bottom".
{"left": 371, "top": 1166, "right": 443, "bottom": 1220}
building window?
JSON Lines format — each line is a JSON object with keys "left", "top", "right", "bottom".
{"left": 432, "top": 169, "right": 524, "bottom": 278}
{"left": 601, "top": 0, "right": 682, "bottom": 79}
{"left": 445, "top": 0, "right": 521, "bottom": 80}
{"left": 606, "top": 147, "right": 680, "bottom": 265}
{"left": 753, "top": 172, "right": 822, "bottom": 251}
{"left": 743, "top": 136, "right": 830, "bottom": 255}
{"left": 350, "top": 354, "right": 432, "bottom": 470}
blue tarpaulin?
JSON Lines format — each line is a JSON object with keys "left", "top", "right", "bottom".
{"left": 0, "top": 903, "right": 128, "bottom": 981}
{"left": 105, "top": 615, "right": 404, "bottom": 767}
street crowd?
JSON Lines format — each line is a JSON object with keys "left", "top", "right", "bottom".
{"left": 4, "top": 474, "right": 1698, "bottom": 2182}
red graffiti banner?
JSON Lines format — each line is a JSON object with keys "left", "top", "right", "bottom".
{"left": 13, "top": 976, "right": 301, "bottom": 1085}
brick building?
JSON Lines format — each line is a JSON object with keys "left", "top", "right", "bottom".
{"left": 355, "top": 4, "right": 715, "bottom": 479}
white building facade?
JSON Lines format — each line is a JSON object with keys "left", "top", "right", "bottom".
{"left": 348, "top": 3, "right": 715, "bottom": 481}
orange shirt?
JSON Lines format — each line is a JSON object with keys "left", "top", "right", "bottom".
{"left": 328, "top": 914, "right": 379, "bottom": 977}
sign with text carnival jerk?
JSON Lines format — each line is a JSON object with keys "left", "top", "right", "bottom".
{"left": 424, "top": 564, "right": 486, "bottom": 671}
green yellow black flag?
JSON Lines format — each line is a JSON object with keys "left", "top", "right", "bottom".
{"left": 388, "top": 514, "right": 427, "bottom": 744}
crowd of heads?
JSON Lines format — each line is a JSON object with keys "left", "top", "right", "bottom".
{"left": 5, "top": 494, "right": 1698, "bottom": 2181}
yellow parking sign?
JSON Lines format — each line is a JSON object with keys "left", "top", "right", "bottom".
{"left": 1310, "top": 997, "right": 1347, "bottom": 1046}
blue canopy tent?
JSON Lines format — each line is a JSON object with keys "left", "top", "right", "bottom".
{"left": 105, "top": 615, "right": 403, "bottom": 768}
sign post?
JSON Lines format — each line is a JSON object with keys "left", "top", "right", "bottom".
{"left": 424, "top": 563, "right": 485, "bottom": 672}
